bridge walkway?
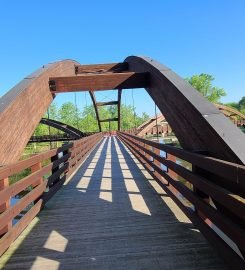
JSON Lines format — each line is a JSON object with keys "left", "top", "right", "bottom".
{"left": 0, "top": 136, "right": 226, "bottom": 270}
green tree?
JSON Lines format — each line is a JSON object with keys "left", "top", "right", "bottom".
{"left": 33, "top": 102, "right": 151, "bottom": 135}
{"left": 58, "top": 102, "right": 80, "bottom": 128}
{"left": 238, "top": 96, "right": 245, "bottom": 111}
{"left": 225, "top": 102, "right": 239, "bottom": 110}
{"left": 186, "top": 74, "right": 226, "bottom": 103}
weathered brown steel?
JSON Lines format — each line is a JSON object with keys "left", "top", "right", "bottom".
{"left": 89, "top": 91, "right": 102, "bottom": 132}
{"left": 75, "top": 62, "right": 128, "bottom": 74}
{"left": 118, "top": 132, "right": 245, "bottom": 269}
{"left": 124, "top": 56, "right": 245, "bottom": 164}
{"left": 49, "top": 72, "right": 149, "bottom": 92}
{"left": 0, "top": 60, "right": 79, "bottom": 165}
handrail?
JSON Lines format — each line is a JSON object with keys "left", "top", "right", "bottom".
{"left": 118, "top": 132, "right": 245, "bottom": 192}
{"left": 0, "top": 132, "right": 103, "bottom": 256}
{"left": 117, "top": 131, "right": 245, "bottom": 269}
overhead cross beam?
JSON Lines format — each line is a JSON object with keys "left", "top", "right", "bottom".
{"left": 75, "top": 62, "right": 128, "bottom": 74}
{"left": 49, "top": 72, "right": 149, "bottom": 92}
{"left": 71, "top": 63, "right": 136, "bottom": 133}
{"left": 100, "top": 118, "right": 119, "bottom": 123}
{"left": 96, "top": 101, "right": 118, "bottom": 106}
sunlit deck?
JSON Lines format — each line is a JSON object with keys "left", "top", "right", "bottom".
{"left": 0, "top": 137, "right": 227, "bottom": 269}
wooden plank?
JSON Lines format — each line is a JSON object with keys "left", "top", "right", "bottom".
{"left": 119, "top": 133, "right": 245, "bottom": 218}
{"left": 75, "top": 62, "right": 128, "bottom": 74}
{"left": 42, "top": 175, "right": 66, "bottom": 204}
{"left": 121, "top": 136, "right": 244, "bottom": 269}
{"left": 49, "top": 72, "right": 149, "bottom": 92}
{"left": 0, "top": 199, "right": 42, "bottom": 257}
{"left": 0, "top": 178, "right": 11, "bottom": 235}
{"left": 0, "top": 136, "right": 229, "bottom": 269}
{"left": 119, "top": 132, "right": 245, "bottom": 191}
{"left": 0, "top": 181, "right": 46, "bottom": 232}
{"left": 0, "top": 143, "right": 72, "bottom": 179}
{"left": 118, "top": 134, "right": 245, "bottom": 250}
{"left": 47, "top": 162, "right": 69, "bottom": 186}
{"left": 0, "top": 164, "right": 52, "bottom": 205}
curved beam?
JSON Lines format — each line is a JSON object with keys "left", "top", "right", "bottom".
{"left": 0, "top": 60, "right": 79, "bottom": 165}
{"left": 40, "top": 118, "right": 84, "bottom": 138}
{"left": 215, "top": 104, "right": 245, "bottom": 120}
{"left": 125, "top": 56, "right": 245, "bottom": 164}
{"left": 89, "top": 91, "right": 102, "bottom": 132}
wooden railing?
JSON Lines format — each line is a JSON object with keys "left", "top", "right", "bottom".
{"left": 0, "top": 132, "right": 103, "bottom": 256}
{"left": 117, "top": 131, "right": 245, "bottom": 269}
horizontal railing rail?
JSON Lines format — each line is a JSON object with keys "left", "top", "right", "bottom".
{"left": 117, "top": 131, "right": 245, "bottom": 270}
{"left": 0, "top": 132, "right": 104, "bottom": 256}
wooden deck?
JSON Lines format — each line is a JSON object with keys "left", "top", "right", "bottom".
{"left": 0, "top": 136, "right": 227, "bottom": 270}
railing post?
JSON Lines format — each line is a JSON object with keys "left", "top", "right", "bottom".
{"left": 153, "top": 147, "right": 163, "bottom": 180}
{"left": 192, "top": 165, "right": 210, "bottom": 220}
{"left": 166, "top": 153, "right": 177, "bottom": 178}
{"left": 51, "top": 152, "right": 60, "bottom": 186}
{"left": 0, "top": 177, "right": 12, "bottom": 235}
{"left": 165, "top": 153, "right": 179, "bottom": 195}
{"left": 31, "top": 161, "right": 43, "bottom": 187}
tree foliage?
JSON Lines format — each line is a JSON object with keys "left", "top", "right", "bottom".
{"left": 238, "top": 97, "right": 245, "bottom": 111}
{"left": 186, "top": 74, "right": 226, "bottom": 103}
{"left": 34, "top": 102, "right": 150, "bottom": 135}
{"left": 224, "top": 96, "right": 245, "bottom": 114}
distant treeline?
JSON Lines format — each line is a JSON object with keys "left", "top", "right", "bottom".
{"left": 35, "top": 103, "right": 150, "bottom": 135}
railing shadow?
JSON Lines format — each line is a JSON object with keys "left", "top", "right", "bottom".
{"left": 1, "top": 137, "right": 227, "bottom": 270}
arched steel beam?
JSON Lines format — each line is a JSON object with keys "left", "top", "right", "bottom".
{"left": 89, "top": 91, "right": 102, "bottom": 132}
{"left": 0, "top": 60, "right": 79, "bottom": 165}
{"left": 40, "top": 118, "right": 84, "bottom": 138}
{"left": 124, "top": 56, "right": 245, "bottom": 164}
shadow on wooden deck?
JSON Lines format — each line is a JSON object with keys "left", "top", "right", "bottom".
{"left": 0, "top": 137, "right": 227, "bottom": 270}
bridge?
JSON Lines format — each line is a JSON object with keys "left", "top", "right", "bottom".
{"left": 29, "top": 118, "right": 94, "bottom": 143}
{"left": 0, "top": 56, "right": 244, "bottom": 269}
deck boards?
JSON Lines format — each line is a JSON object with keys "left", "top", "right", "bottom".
{"left": 0, "top": 137, "right": 227, "bottom": 270}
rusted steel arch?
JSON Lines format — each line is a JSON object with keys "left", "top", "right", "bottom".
{"left": 40, "top": 118, "right": 84, "bottom": 138}
{"left": 137, "top": 114, "right": 166, "bottom": 137}
{"left": 125, "top": 56, "right": 245, "bottom": 164}
{"left": 215, "top": 104, "right": 245, "bottom": 120}
{"left": 0, "top": 60, "right": 79, "bottom": 165}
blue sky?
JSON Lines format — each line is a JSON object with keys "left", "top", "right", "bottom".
{"left": 0, "top": 0, "right": 244, "bottom": 116}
